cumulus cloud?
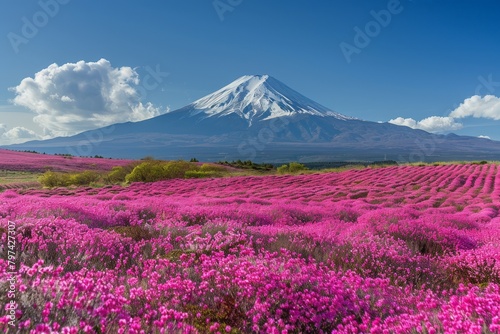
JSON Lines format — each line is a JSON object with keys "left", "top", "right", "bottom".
{"left": 450, "top": 95, "right": 500, "bottom": 120}
{"left": 478, "top": 135, "right": 491, "bottom": 139}
{"left": 389, "top": 94, "right": 500, "bottom": 136}
{"left": 0, "top": 124, "right": 41, "bottom": 145}
{"left": 388, "top": 116, "right": 463, "bottom": 133}
{"left": 10, "top": 59, "right": 167, "bottom": 137}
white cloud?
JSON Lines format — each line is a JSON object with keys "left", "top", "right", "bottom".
{"left": 388, "top": 116, "right": 463, "bottom": 133}
{"left": 0, "top": 124, "right": 41, "bottom": 145}
{"left": 478, "top": 135, "right": 491, "bottom": 139}
{"left": 450, "top": 95, "right": 500, "bottom": 120}
{"left": 10, "top": 59, "right": 167, "bottom": 137}
{"left": 388, "top": 94, "right": 500, "bottom": 137}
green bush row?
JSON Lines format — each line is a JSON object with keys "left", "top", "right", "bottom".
{"left": 124, "top": 160, "right": 227, "bottom": 183}
{"left": 276, "top": 162, "right": 308, "bottom": 174}
{"left": 38, "top": 170, "right": 101, "bottom": 187}
{"left": 38, "top": 161, "right": 228, "bottom": 188}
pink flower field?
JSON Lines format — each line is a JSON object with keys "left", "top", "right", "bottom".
{"left": 0, "top": 150, "right": 132, "bottom": 173}
{"left": 1, "top": 163, "right": 500, "bottom": 333}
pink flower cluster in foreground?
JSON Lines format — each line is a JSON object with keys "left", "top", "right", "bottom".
{"left": 0, "top": 163, "right": 499, "bottom": 333}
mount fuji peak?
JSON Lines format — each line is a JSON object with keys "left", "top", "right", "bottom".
{"left": 184, "top": 75, "right": 354, "bottom": 125}
{"left": 6, "top": 75, "right": 500, "bottom": 162}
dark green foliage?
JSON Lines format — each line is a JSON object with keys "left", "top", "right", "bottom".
{"left": 217, "top": 160, "right": 274, "bottom": 171}
{"left": 302, "top": 160, "right": 398, "bottom": 170}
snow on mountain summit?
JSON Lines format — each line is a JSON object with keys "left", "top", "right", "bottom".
{"left": 188, "top": 75, "right": 354, "bottom": 125}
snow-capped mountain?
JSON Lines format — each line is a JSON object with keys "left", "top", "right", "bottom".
{"left": 6, "top": 75, "right": 500, "bottom": 162}
{"left": 186, "top": 75, "right": 354, "bottom": 124}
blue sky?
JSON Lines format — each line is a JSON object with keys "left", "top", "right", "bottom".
{"left": 1, "top": 0, "right": 500, "bottom": 144}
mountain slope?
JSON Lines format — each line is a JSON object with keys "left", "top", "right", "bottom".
{"left": 185, "top": 75, "right": 354, "bottom": 124}
{"left": 5, "top": 75, "right": 500, "bottom": 162}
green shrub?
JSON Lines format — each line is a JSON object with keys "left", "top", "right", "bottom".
{"left": 277, "top": 164, "right": 289, "bottom": 174}
{"left": 69, "top": 170, "right": 100, "bottom": 185}
{"left": 199, "top": 164, "right": 226, "bottom": 172}
{"left": 39, "top": 171, "right": 71, "bottom": 187}
{"left": 125, "top": 160, "right": 200, "bottom": 183}
{"left": 39, "top": 170, "right": 101, "bottom": 188}
{"left": 105, "top": 163, "right": 140, "bottom": 184}
{"left": 185, "top": 170, "right": 220, "bottom": 178}
{"left": 277, "top": 162, "right": 308, "bottom": 174}
{"left": 163, "top": 160, "right": 198, "bottom": 179}
{"left": 125, "top": 161, "right": 168, "bottom": 183}
{"left": 106, "top": 166, "right": 127, "bottom": 183}
{"left": 289, "top": 162, "right": 308, "bottom": 173}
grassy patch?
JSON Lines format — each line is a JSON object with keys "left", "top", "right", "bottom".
{"left": 0, "top": 170, "right": 41, "bottom": 184}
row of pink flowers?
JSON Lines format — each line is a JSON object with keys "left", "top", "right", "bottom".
{"left": 0, "top": 162, "right": 499, "bottom": 332}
